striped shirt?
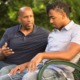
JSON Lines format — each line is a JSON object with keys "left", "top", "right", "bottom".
{"left": 0, "top": 25, "right": 49, "bottom": 64}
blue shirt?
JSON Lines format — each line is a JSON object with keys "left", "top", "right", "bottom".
{"left": 45, "top": 21, "right": 80, "bottom": 71}
{"left": 0, "top": 25, "right": 49, "bottom": 64}
{"left": 46, "top": 21, "right": 80, "bottom": 52}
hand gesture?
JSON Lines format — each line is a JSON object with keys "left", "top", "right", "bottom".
{"left": 1, "top": 42, "right": 14, "bottom": 56}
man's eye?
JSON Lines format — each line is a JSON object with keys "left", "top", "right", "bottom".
{"left": 52, "top": 17, "right": 55, "bottom": 19}
{"left": 24, "top": 16, "right": 27, "bottom": 18}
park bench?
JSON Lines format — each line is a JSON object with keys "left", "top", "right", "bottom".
{"left": 37, "top": 53, "right": 80, "bottom": 80}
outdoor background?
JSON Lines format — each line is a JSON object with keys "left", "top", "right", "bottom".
{"left": 0, "top": 0, "right": 80, "bottom": 79}
{"left": 0, "top": 0, "right": 80, "bottom": 39}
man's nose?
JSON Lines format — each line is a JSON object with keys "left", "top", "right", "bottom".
{"left": 27, "top": 17, "right": 31, "bottom": 21}
{"left": 50, "top": 19, "right": 53, "bottom": 24}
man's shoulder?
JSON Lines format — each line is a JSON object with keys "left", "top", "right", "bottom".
{"left": 7, "top": 24, "right": 20, "bottom": 31}
{"left": 5, "top": 24, "right": 20, "bottom": 33}
{"left": 36, "top": 25, "right": 50, "bottom": 34}
{"left": 73, "top": 23, "right": 80, "bottom": 31}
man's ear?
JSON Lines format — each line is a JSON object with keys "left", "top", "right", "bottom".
{"left": 62, "top": 11, "right": 67, "bottom": 18}
{"left": 18, "top": 17, "right": 21, "bottom": 23}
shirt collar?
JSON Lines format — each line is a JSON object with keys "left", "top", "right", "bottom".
{"left": 18, "top": 24, "right": 37, "bottom": 33}
{"left": 18, "top": 24, "right": 22, "bottom": 31}
{"left": 54, "top": 20, "right": 75, "bottom": 32}
{"left": 63, "top": 20, "right": 75, "bottom": 30}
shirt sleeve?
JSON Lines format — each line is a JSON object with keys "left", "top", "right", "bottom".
{"left": 71, "top": 28, "right": 80, "bottom": 44}
{"left": 0, "top": 29, "right": 9, "bottom": 47}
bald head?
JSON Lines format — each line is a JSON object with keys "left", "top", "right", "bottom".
{"left": 18, "top": 6, "right": 33, "bottom": 17}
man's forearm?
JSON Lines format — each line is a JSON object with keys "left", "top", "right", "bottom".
{"left": 22, "top": 62, "right": 30, "bottom": 68}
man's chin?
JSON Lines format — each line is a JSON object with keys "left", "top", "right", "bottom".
{"left": 53, "top": 25, "right": 57, "bottom": 28}
{"left": 25, "top": 27, "right": 31, "bottom": 30}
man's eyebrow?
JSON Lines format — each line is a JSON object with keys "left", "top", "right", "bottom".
{"left": 49, "top": 16, "right": 54, "bottom": 18}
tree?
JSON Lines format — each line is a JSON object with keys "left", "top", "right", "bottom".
{"left": 0, "top": 0, "right": 80, "bottom": 38}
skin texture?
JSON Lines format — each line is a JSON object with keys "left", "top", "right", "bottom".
{"left": 18, "top": 6, "right": 34, "bottom": 36}
{"left": 10, "top": 8, "right": 80, "bottom": 74}
{"left": 0, "top": 42, "right": 14, "bottom": 57}
{"left": 48, "top": 9, "right": 70, "bottom": 30}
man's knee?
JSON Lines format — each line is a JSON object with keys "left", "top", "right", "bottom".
{"left": 22, "top": 72, "right": 38, "bottom": 80}
{"left": 0, "top": 67, "right": 10, "bottom": 75}
{"left": 0, "top": 65, "right": 16, "bottom": 76}
{"left": 0, "top": 74, "right": 11, "bottom": 80}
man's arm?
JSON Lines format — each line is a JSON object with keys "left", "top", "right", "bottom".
{"left": 27, "top": 42, "right": 80, "bottom": 71}
{"left": 0, "top": 48, "right": 5, "bottom": 60}
{"left": 0, "top": 42, "right": 14, "bottom": 61}
{"left": 41, "top": 42, "right": 80, "bottom": 60}
{"left": 0, "top": 29, "right": 14, "bottom": 57}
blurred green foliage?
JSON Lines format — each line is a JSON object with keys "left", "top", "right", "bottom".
{"left": 0, "top": 0, "right": 80, "bottom": 38}
{"left": 0, "top": 0, "right": 80, "bottom": 79}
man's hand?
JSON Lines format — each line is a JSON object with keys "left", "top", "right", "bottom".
{"left": 27, "top": 53, "right": 43, "bottom": 72}
{"left": 1, "top": 42, "right": 14, "bottom": 56}
{"left": 10, "top": 62, "right": 29, "bottom": 75}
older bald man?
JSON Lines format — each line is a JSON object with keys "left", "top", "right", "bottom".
{"left": 0, "top": 6, "right": 49, "bottom": 80}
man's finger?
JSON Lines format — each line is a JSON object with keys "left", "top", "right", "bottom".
{"left": 10, "top": 69, "right": 15, "bottom": 75}
{"left": 10, "top": 68, "right": 18, "bottom": 75}
{"left": 27, "top": 63, "right": 32, "bottom": 72}
{"left": 2, "top": 42, "right": 8, "bottom": 49}
{"left": 2, "top": 48, "right": 14, "bottom": 56}
{"left": 32, "top": 62, "right": 36, "bottom": 71}
{"left": 27, "top": 62, "right": 36, "bottom": 72}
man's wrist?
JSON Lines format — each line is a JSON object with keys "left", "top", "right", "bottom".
{"left": 38, "top": 52, "right": 44, "bottom": 59}
{"left": 0, "top": 49, "right": 4, "bottom": 57}
{"left": 0, "top": 50, "right": 1, "bottom": 54}
{"left": 0, "top": 49, "right": 5, "bottom": 60}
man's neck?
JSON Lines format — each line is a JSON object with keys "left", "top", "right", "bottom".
{"left": 58, "top": 18, "right": 71, "bottom": 31}
{"left": 20, "top": 26, "right": 34, "bottom": 36}
{"left": 63, "top": 17, "right": 71, "bottom": 26}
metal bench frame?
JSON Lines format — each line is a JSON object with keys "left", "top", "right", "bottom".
{"left": 37, "top": 60, "right": 80, "bottom": 80}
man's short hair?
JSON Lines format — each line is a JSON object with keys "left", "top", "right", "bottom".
{"left": 46, "top": 0, "right": 71, "bottom": 17}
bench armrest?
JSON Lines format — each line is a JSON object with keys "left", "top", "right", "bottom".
{"left": 37, "top": 60, "right": 80, "bottom": 80}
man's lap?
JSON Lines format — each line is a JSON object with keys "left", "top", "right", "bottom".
{"left": 0, "top": 61, "right": 16, "bottom": 76}
{"left": 0, "top": 61, "right": 10, "bottom": 69}
{"left": 0, "top": 65, "right": 16, "bottom": 76}
{"left": 22, "top": 64, "right": 74, "bottom": 80}
{"left": 0, "top": 61, "right": 27, "bottom": 80}
{"left": 0, "top": 63, "right": 74, "bottom": 80}
{"left": 22, "top": 68, "right": 67, "bottom": 80}
{"left": 0, "top": 67, "right": 27, "bottom": 80}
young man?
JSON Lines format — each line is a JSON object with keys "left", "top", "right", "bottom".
{"left": 0, "top": 6, "right": 49, "bottom": 79}
{"left": 13, "top": 1, "right": 80, "bottom": 80}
